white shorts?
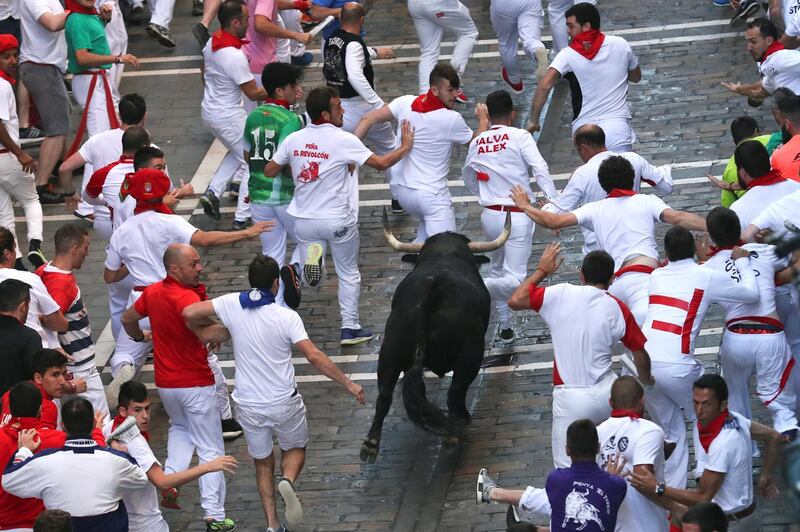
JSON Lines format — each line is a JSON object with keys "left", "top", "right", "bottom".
{"left": 235, "top": 393, "right": 308, "bottom": 459}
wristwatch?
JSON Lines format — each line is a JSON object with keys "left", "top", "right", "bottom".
{"left": 655, "top": 482, "right": 666, "bottom": 497}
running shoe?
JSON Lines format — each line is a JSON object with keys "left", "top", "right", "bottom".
{"left": 277, "top": 477, "right": 303, "bottom": 527}
{"left": 147, "top": 23, "right": 176, "bottom": 47}
{"left": 340, "top": 328, "right": 374, "bottom": 346}
{"left": 227, "top": 180, "right": 240, "bottom": 198}
{"left": 221, "top": 418, "right": 244, "bottom": 441}
{"left": 160, "top": 487, "right": 181, "bottom": 510}
{"left": 19, "top": 126, "right": 43, "bottom": 139}
{"left": 205, "top": 518, "right": 236, "bottom": 532}
{"left": 302, "top": 243, "right": 323, "bottom": 286}
{"left": 501, "top": 67, "right": 524, "bottom": 94}
{"left": 291, "top": 52, "right": 314, "bottom": 66}
{"left": 730, "top": 0, "right": 760, "bottom": 23}
{"left": 391, "top": 198, "right": 404, "bottom": 214}
{"left": 192, "top": 0, "right": 203, "bottom": 16}
{"left": 455, "top": 89, "right": 468, "bottom": 104}
{"left": 476, "top": 468, "right": 496, "bottom": 504}
{"left": 280, "top": 264, "right": 302, "bottom": 309}
{"left": 535, "top": 46, "right": 550, "bottom": 80}
{"left": 192, "top": 23, "right": 211, "bottom": 48}
{"left": 127, "top": 5, "right": 148, "bottom": 24}
{"left": 232, "top": 218, "right": 253, "bottom": 230}
{"left": 713, "top": 0, "right": 731, "bottom": 5}
{"left": 199, "top": 189, "right": 221, "bottom": 220}
{"left": 36, "top": 185, "right": 65, "bottom": 205}
{"left": 27, "top": 247, "right": 46, "bottom": 269}
{"left": 105, "top": 363, "right": 136, "bottom": 409}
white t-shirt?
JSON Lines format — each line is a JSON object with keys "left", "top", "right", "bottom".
{"left": 212, "top": 292, "right": 309, "bottom": 406}
{"left": 732, "top": 179, "right": 800, "bottom": 228}
{"left": 105, "top": 211, "right": 198, "bottom": 287}
{"left": 549, "top": 151, "right": 673, "bottom": 254}
{"left": 0, "top": 267, "right": 60, "bottom": 348}
{"left": 79, "top": 128, "right": 124, "bottom": 178}
{"left": 274, "top": 123, "right": 373, "bottom": 221}
{"left": 785, "top": 7, "right": 800, "bottom": 37}
{"left": 750, "top": 189, "right": 800, "bottom": 236}
{"left": 388, "top": 94, "right": 473, "bottom": 193}
{"left": 461, "top": 125, "right": 556, "bottom": 205}
{"left": 572, "top": 194, "right": 669, "bottom": 270}
{"left": 531, "top": 283, "right": 644, "bottom": 385}
{"left": 693, "top": 411, "right": 754, "bottom": 513}
{"left": 200, "top": 42, "right": 253, "bottom": 120}
{"left": 19, "top": 0, "right": 67, "bottom": 68}
{"left": 549, "top": 35, "right": 638, "bottom": 130}
{"left": 760, "top": 48, "right": 800, "bottom": 95}
{"left": 597, "top": 416, "right": 668, "bottom": 532}
{"left": 0, "top": 78, "right": 19, "bottom": 148}
{"left": 101, "top": 162, "right": 137, "bottom": 231}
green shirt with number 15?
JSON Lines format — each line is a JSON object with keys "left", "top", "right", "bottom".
{"left": 244, "top": 103, "right": 303, "bottom": 205}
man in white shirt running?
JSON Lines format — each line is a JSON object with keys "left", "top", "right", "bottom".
{"left": 510, "top": 155, "right": 706, "bottom": 325}
{"left": 546, "top": 124, "right": 674, "bottom": 255}
{"left": 527, "top": 3, "right": 641, "bottom": 153}
{"left": 489, "top": 0, "right": 549, "bottom": 94}
{"left": 508, "top": 243, "right": 655, "bottom": 468}
{"left": 198, "top": 0, "right": 268, "bottom": 228}
{"left": 183, "top": 254, "right": 365, "bottom": 531}
{"left": 264, "top": 86, "right": 414, "bottom": 346}
{"left": 462, "top": 89, "right": 556, "bottom": 342}
{"left": 354, "top": 64, "right": 489, "bottom": 246}
{"left": 629, "top": 374, "right": 784, "bottom": 532}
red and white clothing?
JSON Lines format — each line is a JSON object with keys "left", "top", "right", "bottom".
{"left": 74, "top": 127, "right": 123, "bottom": 231}
{"left": 0, "top": 267, "right": 61, "bottom": 348}
{"left": 759, "top": 47, "right": 800, "bottom": 95}
{"left": 529, "top": 282, "right": 646, "bottom": 467}
{"left": 692, "top": 411, "right": 760, "bottom": 530}
{"left": 37, "top": 262, "right": 109, "bottom": 419}
{"left": 749, "top": 189, "right": 800, "bottom": 237}
{"left": 274, "top": 123, "right": 375, "bottom": 330}
{"left": 642, "top": 257, "right": 758, "bottom": 488}
{"left": 201, "top": 36, "right": 253, "bottom": 223}
{"left": 705, "top": 244, "right": 798, "bottom": 434}
{"left": 597, "top": 414, "right": 669, "bottom": 532}
{"left": 84, "top": 155, "right": 136, "bottom": 231}
{"left": 548, "top": 151, "right": 673, "bottom": 254}
{"left": 1, "top": 382, "right": 59, "bottom": 430}
{"left": 549, "top": 34, "right": 639, "bottom": 152}
{"left": 387, "top": 93, "right": 473, "bottom": 242}
{"left": 462, "top": 124, "right": 555, "bottom": 328}
{"left": 572, "top": 192, "right": 670, "bottom": 324}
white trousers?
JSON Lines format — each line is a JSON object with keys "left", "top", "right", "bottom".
{"left": 108, "top": 274, "right": 135, "bottom": 341}
{"left": 203, "top": 111, "right": 251, "bottom": 222}
{"left": 721, "top": 329, "right": 799, "bottom": 433}
{"left": 481, "top": 209, "right": 534, "bottom": 328}
{"left": 777, "top": 288, "right": 800, "bottom": 412}
{"left": 276, "top": 10, "right": 305, "bottom": 63}
{"left": 149, "top": 0, "right": 175, "bottom": 28}
{"left": 608, "top": 270, "right": 650, "bottom": 326}
{"left": 111, "top": 290, "right": 151, "bottom": 375}
{"left": 158, "top": 385, "right": 226, "bottom": 521}
{"left": 104, "top": 2, "right": 128, "bottom": 89}
{"left": 294, "top": 217, "right": 362, "bottom": 329}
{"left": 551, "top": 373, "right": 615, "bottom": 468}
{"left": 61, "top": 365, "right": 110, "bottom": 420}
{"left": 573, "top": 117, "right": 635, "bottom": 154}
{"left": 208, "top": 353, "right": 232, "bottom": 420}
{"left": 548, "top": 0, "right": 597, "bottom": 54}
{"left": 0, "top": 153, "right": 43, "bottom": 258}
{"left": 645, "top": 360, "right": 704, "bottom": 489}
{"left": 392, "top": 185, "right": 455, "bottom": 243}
{"left": 71, "top": 72, "right": 120, "bottom": 139}
{"left": 342, "top": 97, "right": 396, "bottom": 186}
{"left": 490, "top": 0, "right": 545, "bottom": 83}
{"left": 407, "top": 0, "right": 478, "bottom": 93}
{"left": 249, "top": 203, "right": 300, "bottom": 307}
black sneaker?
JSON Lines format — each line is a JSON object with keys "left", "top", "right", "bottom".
{"left": 199, "top": 190, "right": 221, "bottom": 220}
{"left": 227, "top": 181, "right": 240, "bottom": 198}
{"left": 280, "top": 264, "right": 302, "bottom": 309}
{"left": 147, "top": 23, "right": 176, "bottom": 47}
{"left": 498, "top": 328, "right": 514, "bottom": 343}
{"left": 127, "top": 5, "right": 148, "bottom": 24}
{"left": 192, "top": 23, "right": 211, "bottom": 49}
{"left": 730, "top": 0, "right": 761, "bottom": 24}
{"left": 19, "top": 126, "right": 43, "bottom": 139}
{"left": 36, "top": 185, "right": 65, "bottom": 205}
{"left": 290, "top": 52, "right": 313, "bottom": 66}
{"left": 192, "top": 0, "right": 203, "bottom": 16}
{"left": 221, "top": 418, "right": 243, "bottom": 441}
{"left": 27, "top": 241, "right": 46, "bottom": 269}
{"left": 391, "top": 198, "right": 404, "bottom": 214}
{"left": 302, "top": 243, "right": 323, "bottom": 287}
{"left": 232, "top": 218, "right": 253, "bottom": 230}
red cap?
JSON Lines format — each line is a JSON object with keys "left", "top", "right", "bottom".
{"left": 0, "top": 34, "right": 19, "bottom": 54}
{"left": 122, "top": 168, "right": 171, "bottom": 202}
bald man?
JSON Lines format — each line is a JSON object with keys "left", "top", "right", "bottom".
{"left": 120, "top": 244, "right": 236, "bottom": 531}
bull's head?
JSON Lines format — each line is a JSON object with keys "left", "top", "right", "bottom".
{"left": 382, "top": 207, "right": 511, "bottom": 253}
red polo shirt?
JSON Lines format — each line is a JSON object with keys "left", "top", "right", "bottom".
{"left": 134, "top": 276, "right": 214, "bottom": 389}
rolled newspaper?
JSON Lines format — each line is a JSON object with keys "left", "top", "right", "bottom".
{"left": 308, "top": 15, "right": 335, "bottom": 39}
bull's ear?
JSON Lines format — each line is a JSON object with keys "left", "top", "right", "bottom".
{"left": 473, "top": 255, "right": 490, "bottom": 266}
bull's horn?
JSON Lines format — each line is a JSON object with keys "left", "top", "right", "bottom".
{"left": 467, "top": 211, "right": 511, "bottom": 253}
{"left": 382, "top": 206, "right": 424, "bottom": 253}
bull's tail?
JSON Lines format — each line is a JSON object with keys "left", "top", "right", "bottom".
{"left": 401, "top": 288, "right": 462, "bottom": 436}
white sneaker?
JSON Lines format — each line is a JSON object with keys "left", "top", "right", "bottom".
{"left": 106, "top": 363, "right": 135, "bottom": 409}
{"left": 535, "top": 47, "right": 550, "bottom": 80}
{"left": 277, "top": 477, "right": 303, "bottom": 526}
{"left": 476, "top": 468, "right": 496, "bottom": 504}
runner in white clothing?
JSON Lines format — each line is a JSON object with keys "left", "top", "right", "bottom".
{"left": 508, "top": 243, "right": 654, "bottom": 468}
{"left": 642, "top": 226, "right": 759, "bottom": 489}
{"left": 546, "top": 124, "right": 673, "bottom": 255}
{"left": 264, "top": 85, "right": 414, "bottom": 345}
{"left": 527, "top": 3, "right": 641, "bottom": 153}
{"left": 489, "top": 0, "right": 549, "bottom": 93}
{"left": 354, "top": 64, "right": 489, "bottom": 245}
{"left": 462, "top": 90, "right": 556, "bottom": 341}
{"left": 183, "top": 254, "right": 365, "bottom": 530}
{"left": 742, "top": 188, "right": 800, "bottom": 242}
{"left": 510, "top": 155, "right": 707, "bottom": 325}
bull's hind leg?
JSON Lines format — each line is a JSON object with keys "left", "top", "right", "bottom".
{"left": 360, "top": 364, "right": 402, "bottom": 463}
{"left": 446, "top": 357, "right": 481, "bottom": 426}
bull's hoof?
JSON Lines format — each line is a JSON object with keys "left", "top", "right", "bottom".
{"left": 443, "top": 435, "right": 460, "bottom": 447}
{"left": 360, "top": 437, "right": 380, "bottom": 463}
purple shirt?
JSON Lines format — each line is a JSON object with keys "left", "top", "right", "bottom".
{"left": 546, "top": 461, "right": 627, "bottom": 532}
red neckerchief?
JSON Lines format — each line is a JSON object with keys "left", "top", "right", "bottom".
{"left": 65, "top": 0, "right": 98, "bottom": 16}
{"left": 746, "top": 169, "right": 786, "bottom": 189}
{"left": 411, "top": 90, "right": 447, "bottom": 113}
{"left": 211, "top": 30, "right": 249, "bottom": 52}
{"left": 311, "top": 118, "right": 331, "bottom": 125}
{"left": 0, "top": 70, "right": 16, "bottom": 86}
{"left": 606, "top": 188, "right": 637, "bottom": 198}
{"left": 611, "top": 409, "right": 641, "bottom": 419}
{"left": 698, "top": 409, "right": 730, "bottom": 453}
{"left": 163, "top": 274, "right": 208, "bottom": 301}
{"left": 760, "top": 40, "right": 785, "bottom": 62}
{"left": 264, "top": 98, "right": 290, "bottom": 109}
{"left": 112, "top": 414, "right": 149, "bottom": 442}
{"left": 707, "top": 240, "right": 744, "bottom": 259}
{"left": 134, "top": 200, "right": 173, "bottom": 216}
{"left": 570, "top": 29, "right": 605, "bottom": 60}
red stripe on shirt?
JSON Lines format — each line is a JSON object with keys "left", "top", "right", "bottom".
{"left": 649, "top": 294, "right": 689, "bottom": 311}
{"left": 529, "top": 284, "right": 546, "bottom": 312}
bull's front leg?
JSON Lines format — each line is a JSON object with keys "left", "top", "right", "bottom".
{"left": 360, "top": 363, "right": 402, "bottom": 464}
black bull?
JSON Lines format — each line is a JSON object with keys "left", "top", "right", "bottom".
{"left": 360, "top": 209, "right": 510, "bottom": 463}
